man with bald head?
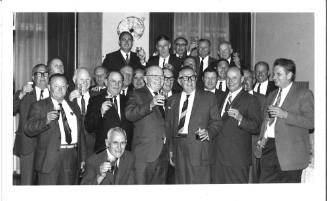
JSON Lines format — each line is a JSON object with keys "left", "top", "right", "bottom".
{"left": 14, "top": 64, "right": 50, "bottom": 185}
{"left": 120, "top": 65, "right": 134, "bottom": 96}
{"left": 24, "top": 74, "right": 86, "bottom": 185}
{"left": 165, "top": 66, "right": 221, "bottom": 184}
{"left": 81, "top": 127, "right": 135, "bottom": 185}
{"left": 212, "top": 67, "right": 261, "bottom": 184}
{"left": 125, "top": 66, "right": 168, "bottom": 184}
{"left": 85, "top": 70, "right": 132, "bottom": 152}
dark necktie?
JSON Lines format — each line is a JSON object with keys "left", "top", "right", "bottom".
{"left": 162, "top": 58, "right": 166, "bottom": 67}
{"left": 223, "top": 95, "right": 232, "bottom": 117}
{"left": 113, "top": 95, "right": 118, "bottom": 111}
{"left": 125, "top": 53, "right": 129, "bottom": 64}
{"left": 113, "top": 161, "right": 119, "bottom": 184}
{"left": 154, "top": 92, "right": 165, "bottom": 119}
{"left": 199, "top": 58, "right": 204, "bottom": 73}
{"left": 257, "top": 83, "right": 261, "bottom": 94}
{"left": 81, "top": 95, "right": 86, "bottom": 115}
{"left": 177, "top": 94, "right": 190, "bottom": 133}
{"left": 59, "top": 103, "right": 72, "bottom": 144}
{"left": 268, "top": 89, "right": 282, "bottom": 126}
{"left": 218, "top": 81, "right": 223, "bottom": 91}
{"left": 39, "top": 89, "right": 44, "bottom": 100}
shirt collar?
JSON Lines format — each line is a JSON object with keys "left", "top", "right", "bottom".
{"left": 204, "top": 88, "right": 216, "bottom": 93}
{"left": 120, "top": 50, "right": 130, "bottom": 57}
{"left": 281, "top": 82, "right": 293, "bottom": 93}
{"left": 228, "top": 87, "right": 242, "bottom": 101}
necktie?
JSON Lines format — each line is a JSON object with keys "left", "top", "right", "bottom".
{"left": 222, "top": 94, "right": 232, "bottom": 117}
{"left": 81, "top": 95, "right": 86, "bottom": 115}
{"left": 177, "top": 94, "right": 190, "bottom": 133}
{"left": 257, "top": 83, "right": 261, "bottom": 94}
{"left": 59, "top": 103, "right": 72, "bottom": 144}
{"left": 113, "top": 160, "right": 119, "bottom": 184}
{"left": 125, "top": 53, "right": 129, "bottom": 64}
{"left": 39, "top": 89, "right": 44, "bottom": 100}
{"left": 199, "top": 58, "right": 204, "bottom": 73}
{"left": 162, "top": 58, "right": 166, "bottom": 67}
{"left": 268, "top": 89, "right": 282, "bottom": 126}
{"left": 113, "top": 95, "right": 118, "bottom": 111}
{"left": 154, "top": 92, "right": 165, "bottom": 119}
{"left": 218, "top": 81, "right": 222, "bottom": 91}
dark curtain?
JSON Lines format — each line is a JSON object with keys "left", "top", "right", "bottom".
{"left": 229, "top": 13, "right": 251, "bottom": 69}
{"left": 149, "top": 13, "right": 174, "bottom": 56}
{"left": 48, "top": 13, "right": 76, "bottom": 80}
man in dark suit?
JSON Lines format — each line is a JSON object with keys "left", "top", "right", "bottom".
{"left": 214, "top": 58, "right": 230, "bottom": 93}
{"left": 120, "top": 65, "right": 134, "bottom": 96}
{"left": 13, "top": 64, "right": 50, "bottom": 185}
{"left": 218, "top": 41, "right": 241, "bottom": 68}
{"left": 212, "top": 67, "right": 261, "bottom": 184}
{"left": 242, "top": 69, "right": 266, "bottom": 183}
{"left": 90, "top": 66, "right": 107, "bottom": 94}
{"left": 69, "top": 67, "right": 98, "bottom": 158}
{"left": 257, "top": 58, "right": 314, "bottom": 183}
{"left": 102, "top": 31, "right": 144, "bottom": 71}
{"left": 202, "top": 67, "right": 227, "bottom": 104}
{"left": 147, "top": 35, "right": 183, "bottom": 93}
{"left": 183, "top": 56, "right": 197, "bottom": 72}
{"left": 253, "top": 61, "right": 278, "bottom": 96}
{"left": 165, "top": 66, "right": 222, "bottom": 184}
{"left": 81, "top": 127, "right": 135, "bottom": 185}
{"left": 24, "top": 74, "right": 86, "bottom": 185}
{"left": 195, "top": 39, "right": 218, "bottom": 80}
{"left": 85, "top": 70, "right": 133, "bottom": 152}
{"left": 125, "top": 66, "right": 168, "bottom": 184}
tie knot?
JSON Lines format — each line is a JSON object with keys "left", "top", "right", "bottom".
{"left": 154, "top": 92, "right": 158, "bottom": 96}
{"left": 58, "top": 103, "right": 63, "bottom": 108}
{"left": 41, "top": 89, "right": 44, "bottom": 93}
{"left": 186, "top": 94, "right": 190, "bottom": 99}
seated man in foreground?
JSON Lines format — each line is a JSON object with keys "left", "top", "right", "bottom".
{"left": 81, "top": 127, "right": 135, "bottom": 185}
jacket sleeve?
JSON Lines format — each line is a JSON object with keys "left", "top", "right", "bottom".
{"left": 80, "top": 157, "right": 99, "bottom": 185}
{"left": 13, "top": 90, "right": 22, "bottom": 115}
{"left": 239, "top": 96, "right": 262, "bottom": 134}
{"left": 285, "top": 89, "right": 314, "bottom": 130}
{"left": 84, "top": 96, "right": 103, "bottom": 133}
{"left": 24, "top": 102, "right": 50, "bottom": 137}
{"left": 125, "top": 92, "right": 153, "bottom": 122}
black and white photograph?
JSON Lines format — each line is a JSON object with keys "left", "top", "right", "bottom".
{"left": 0, "top": 0, "right": 325, "bottom": 201}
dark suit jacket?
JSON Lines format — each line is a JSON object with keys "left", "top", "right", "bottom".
{"left": 195, "top": 56, "right": 218, "bottom": 89}
{"left": 24, "top": 97, "right": 86, "bottom": 173}
{"left": 80, "top": 150, "right": 135, "bottom": 185}
{"left": 255, "top": 80, "right": 278, "bottom": 96}
{"left": 215, "top": 89, "right": 261, "bottom": 168}
{"left": 125, "top": 87, "right": 167, "bottom": 163}
{"left": 165, "top": 90, "right": 222, "bottom": 166}
{"left": 102, "top": 50, "right": 144, "bottom": 71}
{"left": 13, "top": 89, "right": 38, "bottom": 156}
{"left": 257, "top": 82, "right": 314, "bottom": 171}
{"left": 84, "top": 91, "right": 133, "bottom": 152}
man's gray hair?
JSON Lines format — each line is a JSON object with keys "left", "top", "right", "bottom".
{"left": 107, "top": 127, "right": 127, "bottom": 141}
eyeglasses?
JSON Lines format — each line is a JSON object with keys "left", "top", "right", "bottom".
{"left": 178, "top": 75, "right": 197, "bottom": 82}
{"left": 146, "top": 75, "right": 164, "bottom": 79}
{"left": 34, "top": 72, "right": 49, "bottom": 77}
{"left": 164, "top": 76, "right": 174, "bottom": 82}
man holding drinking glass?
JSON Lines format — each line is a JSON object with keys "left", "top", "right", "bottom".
{"left": 212, "top": 67, "right": 261, "bottom": 184}
{"left": 165, "top": 66, "right": 221, "bottom": 184}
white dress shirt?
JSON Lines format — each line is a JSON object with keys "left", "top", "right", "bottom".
{"left": 204, "top": 88, "right": 216, "bottom": 94}
{"left": 264, "top": 82, "right": 293, "bottom": 138}
{"left": 35, "top": 86, "right": 49, "bottom": 101}
{"left": 199, "top": 56, "right": 209, "bottom": 71}
{"left": 106, "top": 149, "right": 120, "bottom": 167}
{"left": 254, "top": 79, "right": 269, "bottom": 95}
{"left": 77, "top": 91, "right": 90, "bottom": 113}
{"left": 51, "top": 98, "right": 78, "bottom": 145}
{"left": 159, "top": 55, "right": 170, "bottom": 68}
{"left": 121, "top": 88, "right": 128, "bottom": 96}
{"left": 178, "top": 90, "right": 196, "bottom": 134}
{"left": 216, "top": 79, "right": 227, "bottom": 92}
{"left": 220, "top": 87, "right": 242, "bottom": 117}
{"left": 107, "top": 93, "right": 121, "bottom": 119}
{"left": 120, "top": 50, "right": 130, "bottom": 61}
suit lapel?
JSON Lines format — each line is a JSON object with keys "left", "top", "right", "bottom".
{"left": 189, "top": 90, "right": 200, "bottom": 122}
{"left": 280, "top": 83, "right": 297, "bottom": 109}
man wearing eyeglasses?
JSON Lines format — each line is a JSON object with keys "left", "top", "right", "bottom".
{"left": 125, "top": 66, "right": 168, "bottom": 184}
{"left": 13, "top": 64, "right": 50, "bottom": 185}
{"left": 165, "top": 66, "right": 221, "bottom": 184}
{"left": 173, "top": 37, "right": 188, "bottom": 60}
{"left": 81, "top": 127, "right": 135, "bottom": 185}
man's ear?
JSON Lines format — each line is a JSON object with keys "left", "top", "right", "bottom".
{"left": 286, "top": 72, "right": 293, "bottom": 81}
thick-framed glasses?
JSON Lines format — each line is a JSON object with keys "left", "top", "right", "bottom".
{"left": 34, "top": 72, "right": 49, "bottom": 77}
{"left": 178, "top": 75, "right": 196, "bottom": 82}
{"left": 164, "top": 76, "right": 174, "bottom": 82}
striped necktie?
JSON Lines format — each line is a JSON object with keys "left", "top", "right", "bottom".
{"left": 177, "top": 94, "right": 190, "bottom": 133}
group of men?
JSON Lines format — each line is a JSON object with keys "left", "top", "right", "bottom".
{"left": 13, "top": 31, "right": 314, "bottom": 185}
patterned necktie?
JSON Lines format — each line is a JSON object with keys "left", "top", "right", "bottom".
{"left": 59, "top": 103, "right": 72, "bottom": 144}
{"left": 268, "top": 89, "right": 282, "bottom": 126}
{"left": 125, "top": 53, "right": 129, "bottom": 64}
{"left": 154, "top": 92, "right": 165, "bottom": 119}
{"left": 177, "top": 94, "right": 190, "bottom": 133}
{"left": 39, "top": 89, "right": 44, "bottom": 101}
{"left": 81, "top": 95, "right": 86, "bottom": 115}
{"left": 257, "top": 83, "right": 261, "bottom": 94}
{"left": 223, "top": 94, "right": 232, "bottom": 117}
